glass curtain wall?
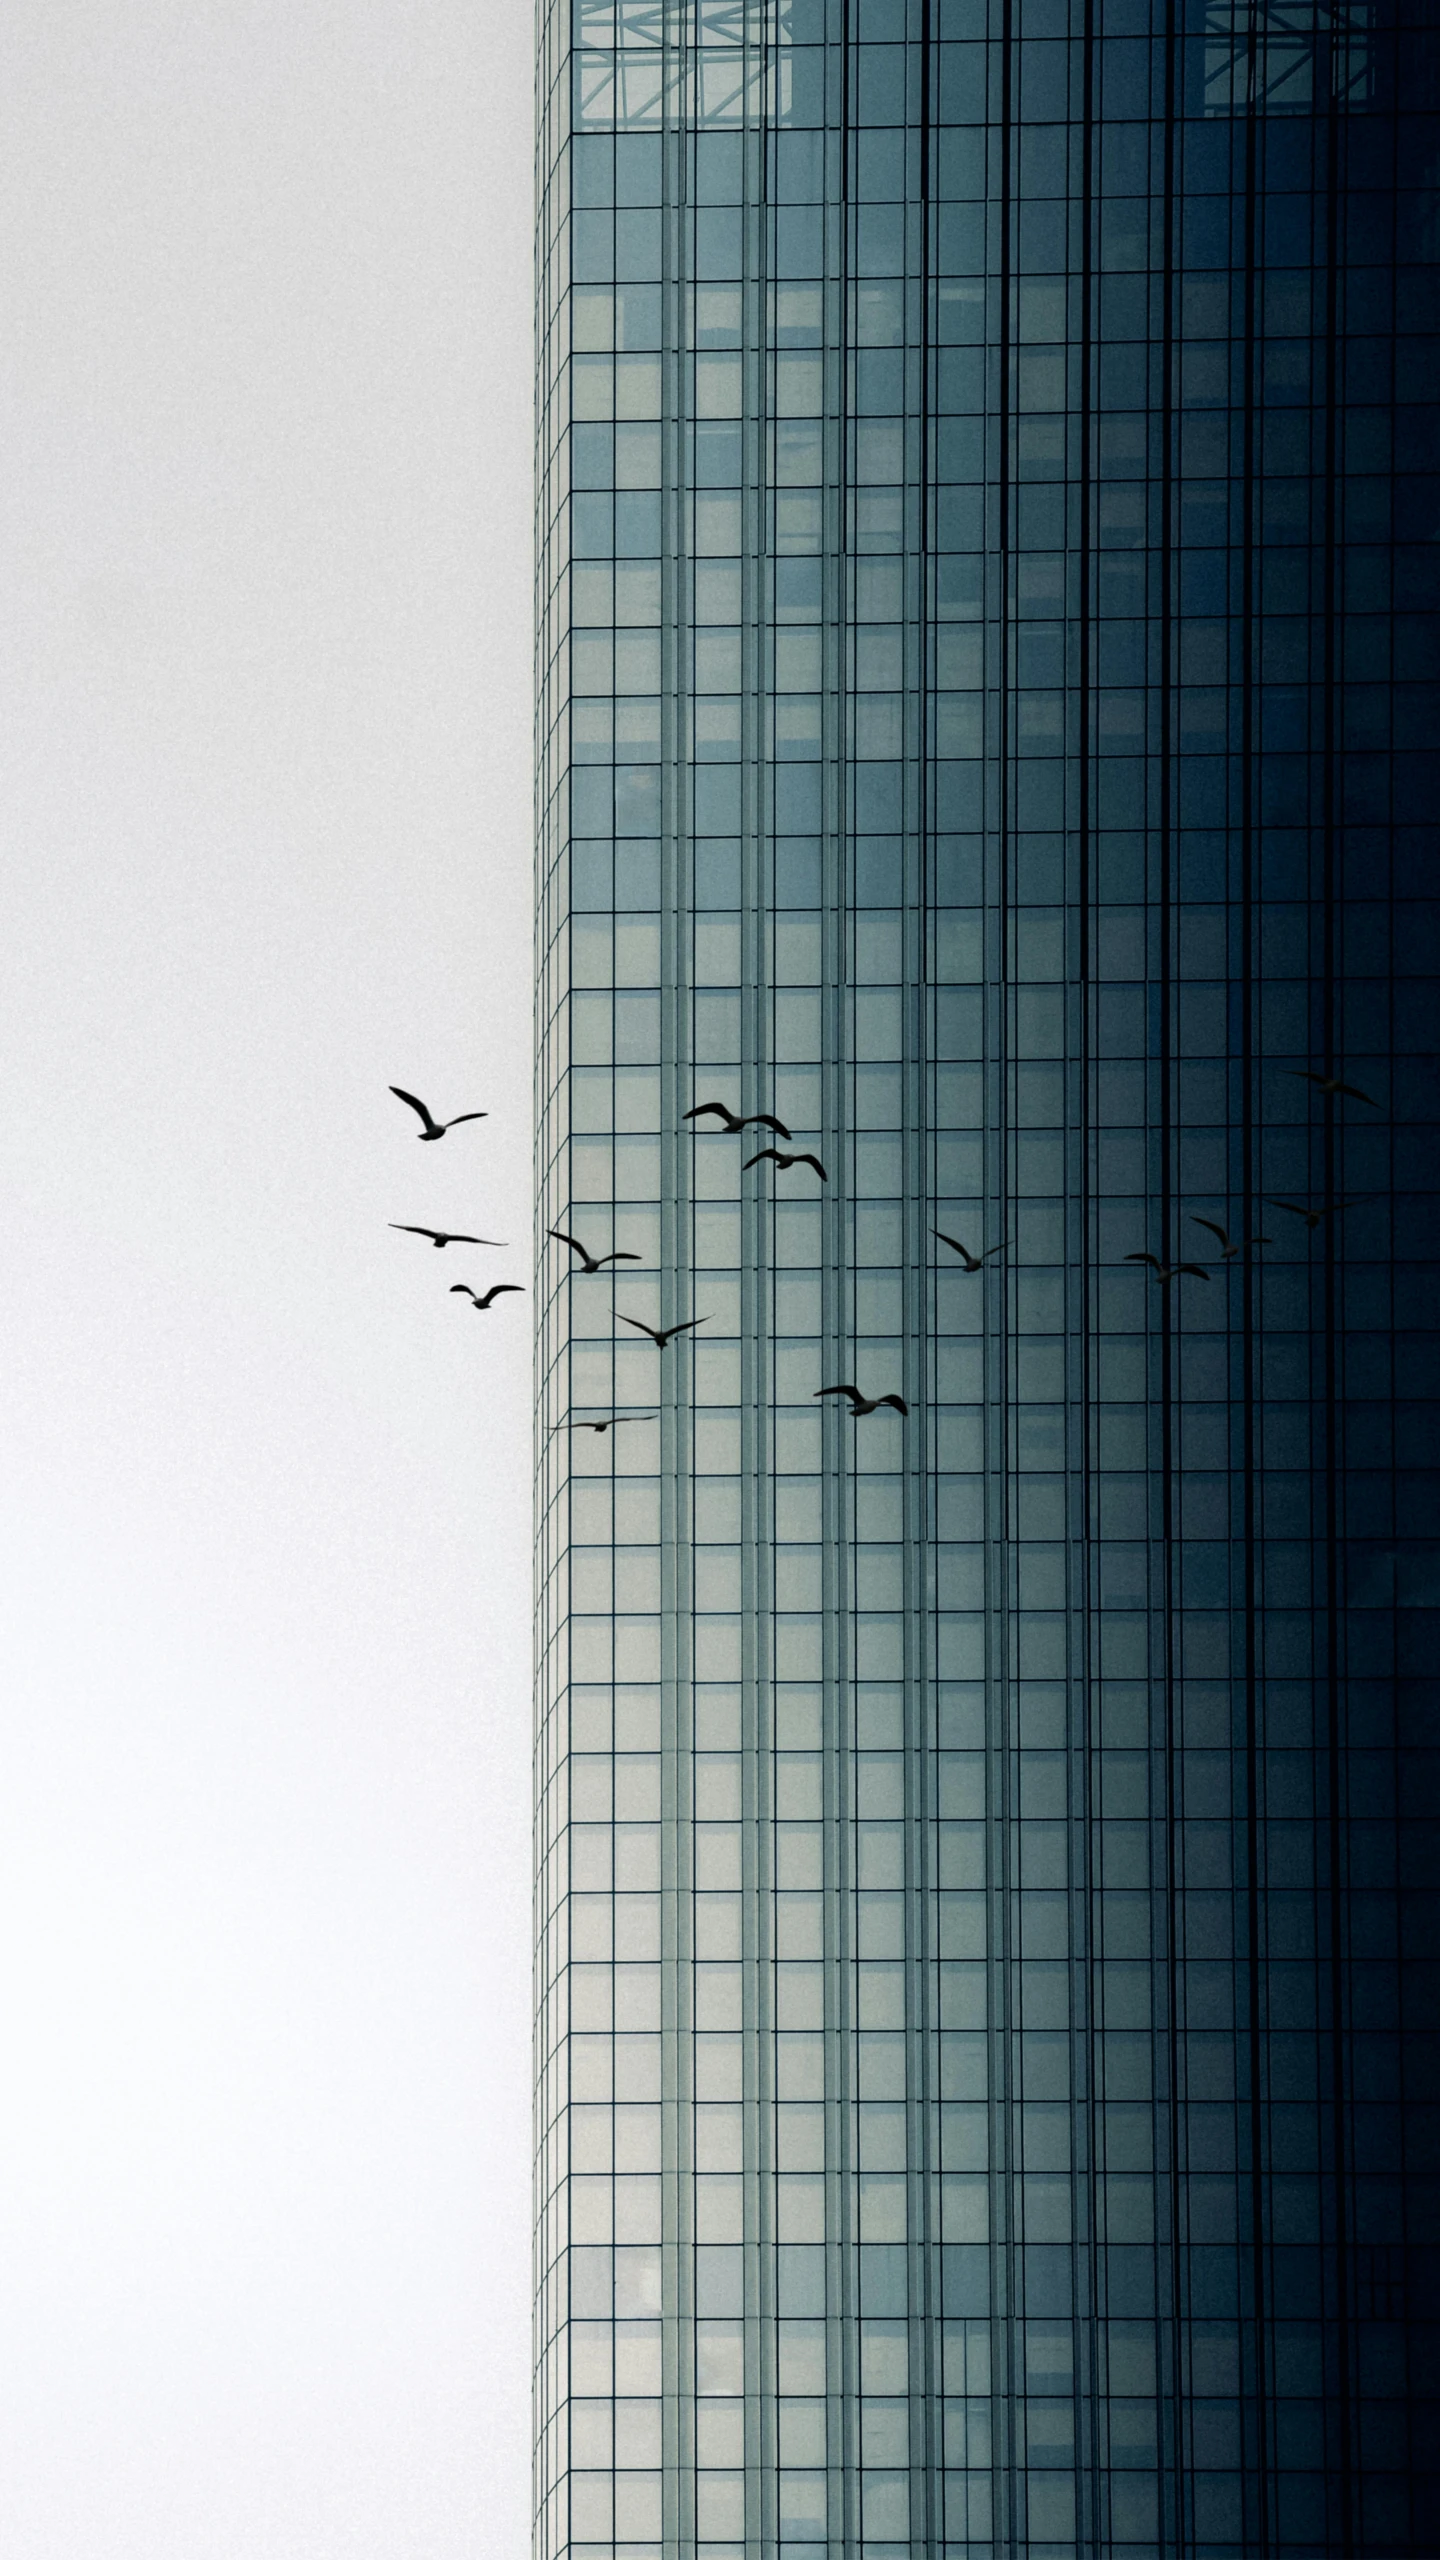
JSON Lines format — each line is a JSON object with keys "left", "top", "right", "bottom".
{"left": 534, "top": 3, "right": 1438, "bottom": 2558}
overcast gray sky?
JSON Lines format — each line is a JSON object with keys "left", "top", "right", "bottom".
{"left": 0, "top": 7, "right": 533, "bottom": 2553}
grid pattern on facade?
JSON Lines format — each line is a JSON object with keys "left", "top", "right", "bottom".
{"left": 535, "top": 0, "right": 1438, "bottom": 2554}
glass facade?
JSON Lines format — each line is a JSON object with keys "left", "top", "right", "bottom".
{"left": 534, "top": 3, "right": 1438, "bottom": 2555}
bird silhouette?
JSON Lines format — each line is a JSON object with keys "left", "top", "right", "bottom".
{"left": 743, "top": 1146, "right": 828, "bottom": 1181}
{"left": 390, "top": 1086, "right": 488, "bottom": 1139}
{"left": 616, "top": 1314, "right": 709, "bottom": 1349}
{"left": 685, "top": 1102, "right": 793, "bottom": 1140}
{"left": 1289, "top": 1070, "right": 1378, "bottom": 1107}
{"left": 555, "top": 1413, "right": 658, "bottom": 1435}
{"left": 450, "top": 1283, "right": 524, "bottom": 1310}
{"left": 935, "top": 1229, "right": 1005, "bottom": 1272}
{"left": 1191, "top": 1218, "right": 1271, "bottom": 1261}
{"left": 550, "top": 1228, "right": 642, "bottom": 1274}
{"left": 1126, "top": 1252, "right": 1211, "bottom": 1285}
{"left": 815, "top": 1383, "right": 908, "bottom": 1418}
{"left": 390, "top": 1223, "right": 508, "bottom": 1249}
{"left": 1264, "top": 1195, "right": 1364, "bottom": 1234}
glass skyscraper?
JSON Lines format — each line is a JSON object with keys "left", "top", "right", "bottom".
{"left": 534, "top": 2, "right": 1438, "bottom": 2555}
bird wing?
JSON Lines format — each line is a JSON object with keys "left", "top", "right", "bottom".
{"left": 1125, "top": 1252, "right": 1162, "bottom": 1270}
{"left": 934, "top": 1229, "right": 976, "bottom": 1264}
{"left": 616, "top": 1314, "right": 661, "bottom": 1342}
{"left": 683, "top": 1102, "right": 732, "bottom": 1126}
{"left": 672, "top": 1316, "right": 707, "bottom": 1338}
{"left": 441, "top": 1110, "right": 489, "bottom": 1129}
{"left": 744, "top": 1112, "right": 793, "bottom": 1140}
{"left": 448, "top": 1283, "right": 477, "bottom": 1298}
{"left": 1192, "top": 1218, "right": 1230, "bottom": 1246}
{"left": 795, "top": 1153, "right": 827, "bottom": 1179}
{"left": 1293, "top": 1072, "right": 1377, "bottom": 1105}
{"left": 548, "top": 1228, "right": 587, "bottom": 1258}
{"left": 480, "top": 1286, "right": 523, "bottom": 1305}
{"left": 600, "top": 1250, "right": 642, "bottom": 1266}
{"left": 1262, "top": 1198, "right": 1308, "bottom": 1219}
{"left": 390, "top": 1086, "right": 439, "bottom": 1133}
{"left": 390, "top": 1223, "right": 440, "bottom": 1238}
{"left": 878, "top": 1395, "right": 909, "bottom": 1415}
{"left": 816, "top": 1383, "right": 863, "bottom": 1407}
{"left": 1176, "top": 1264, "right": 1212, "bottom": 1280}
{"left": 742, "top": 1147, "right": 780, "bottom": 1169}
{"left": 983, "top": 1242, "right": 1007, "bottom": 1261}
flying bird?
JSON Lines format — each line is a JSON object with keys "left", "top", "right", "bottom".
{"left": 390, "top": 1223, "right": 508, "bottom": 1248}
{"left": 684, "top": 1102, "right": 793, "bottom": 1140}
{"left": 1126, "top": 1252, "right": 1211, "bottom": 1284}
{"left": 743, "top": 1146, "right": 828, "bottom": 1180}
{"left": 815, "top": 1383, "right": 909, "bottom": 1418}
{"left": 1191, "top": 1218, "right": 1271, "bottom": 1261}
{"left": 390, "top": 1086, "right": 489, "bottom": 1140}
{"left": 1289, "top": 1070, "right": 1378, "bottom": 1107}
{"left": 449, "top": 1283, "right": 524, "bottom": 1310}
{"left": 616, "top": 1314, "right": 710, "bottom": 1349}
{"left": 935, "top": 1230, "right": 1005, "bottom": 1273}
{"left": 555, "top": 1413, "right": 658, "bottom": 1435}
{"left": 1264, "top": 1195, "right": 1364, "bottom": 1233}
{"left": 549, "top": 1228, "right": 642, "bottom": 1274}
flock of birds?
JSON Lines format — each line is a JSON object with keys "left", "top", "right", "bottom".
{"left": 389, "top": 1062, "right": 1376, "bottom": 1436}
{"left": 547, "top": 1099, "right": 904, "bottom": 1431}
{"left": 385, "top": 1084, "right": 903, "bottom": 1433}
{"left": 1125, "top": 1069, "right": 1380, "bottom": 1284}
{"left": 387, "top": 1087, "right": 524, "bottom": 1314}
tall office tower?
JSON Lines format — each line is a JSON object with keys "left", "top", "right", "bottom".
{"left": 534, "top": 3, "right": 1437, "bottom": 2556}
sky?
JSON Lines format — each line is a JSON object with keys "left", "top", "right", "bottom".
{"left": 0, "top": 7, "right": 534, "bottom": 2554}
